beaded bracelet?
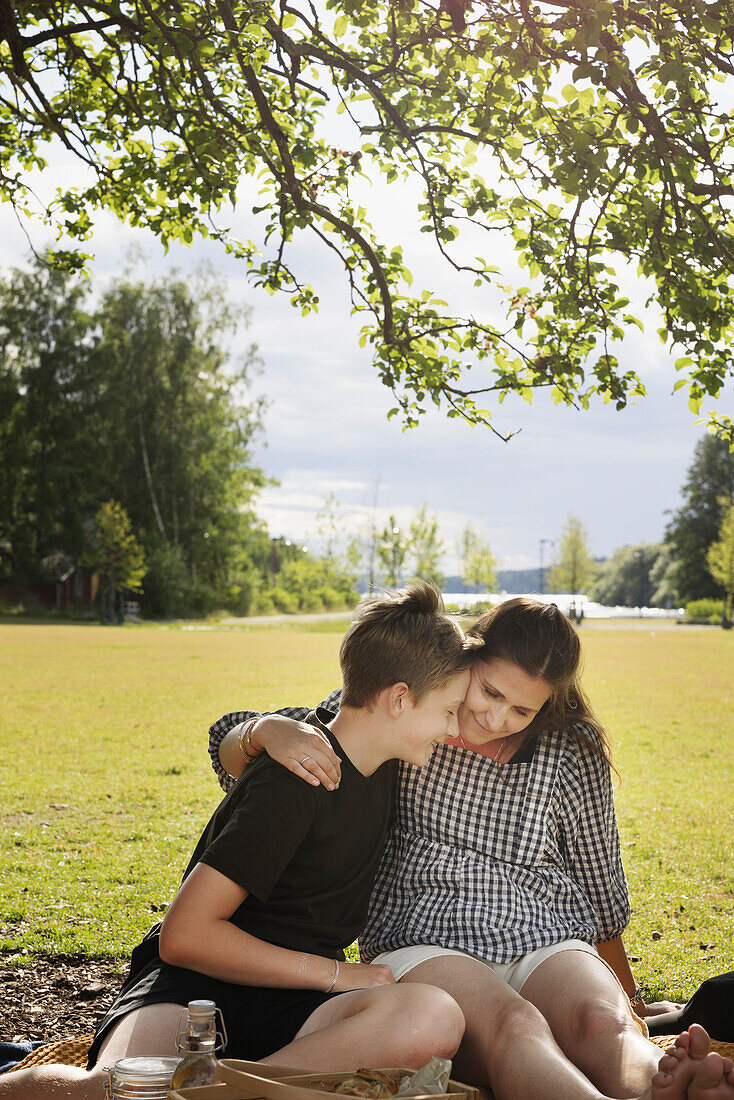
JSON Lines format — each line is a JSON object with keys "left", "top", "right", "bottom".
{"left": 238, "top": 718, "right": 260, "bottom": 762}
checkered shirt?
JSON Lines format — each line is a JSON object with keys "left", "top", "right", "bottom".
{"left": 208, "top": 689, "right": 630, "bottom": 963}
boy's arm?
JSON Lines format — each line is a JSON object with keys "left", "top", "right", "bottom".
{"left": 159, "top": 862, "right": 394, "bottom": 993}
{"left": 209, "top": 689, "right": 343, "bottom": 790}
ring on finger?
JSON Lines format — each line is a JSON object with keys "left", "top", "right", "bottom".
{"left": 300, "top": 755, "right": 311, "bottom": 765}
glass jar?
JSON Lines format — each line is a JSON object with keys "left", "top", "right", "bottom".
{"left": 104, "top": 1056, "right": 180, "bottom": 1099}
{"left": 172, "top": 999, "right": 225, "bottom": 1089}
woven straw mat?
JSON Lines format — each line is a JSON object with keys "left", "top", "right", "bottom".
{"left": 7, "top": 1034, "right": 93, "bottom": 1072}
{"left": 6, "top": 1032, "right": 734, "bottom": 1075}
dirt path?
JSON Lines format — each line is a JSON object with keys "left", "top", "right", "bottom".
{"left": 1, "top": 953, "right": 124, "bottom": 1043}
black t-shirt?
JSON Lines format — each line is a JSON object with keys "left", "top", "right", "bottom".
{"left": 184, "top": 710, "right": 397, "bottom": 958}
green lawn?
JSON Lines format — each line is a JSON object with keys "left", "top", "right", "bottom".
{"left": 0, "top": 620, "right": 732, "bottom": 1003}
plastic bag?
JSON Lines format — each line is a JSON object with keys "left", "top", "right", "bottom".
{"left": 396, "top": 1058, "right": 453, "bottom": 1096}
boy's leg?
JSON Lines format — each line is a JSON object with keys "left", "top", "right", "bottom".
{"left": 262, "top": 983, "right": 464, "bottom": 1071}
{"left": 0, "top": 1003, "right": 182, "bottom": 1100}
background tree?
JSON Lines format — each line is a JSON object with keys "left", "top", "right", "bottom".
{"left": 707, "top": 499, "right": 734, "bottom": 628}
{"left": 315, "top": 493, "right": 341, "bottom": 568}
{"left": 2, "top": 3, "right": 734, "bottom": 439}
{"left": 460, "top": 523, "right": 498, "bottom": 594}
{"left": 664, "top": 435, "right": 734, "bottom": 603}
{"left": 551, "top": 516, "right": 595, "bottom": 594}
{"left": 408, "top": 506, "right": 445, "bottom": 587}
{"left": 307, "top": 493, "right": 360, "bottom": 606}
{"left": 82, "top": 500, "right": 145, "bottom": 621}
{"left": 378, "top": 515, "right": 407, "bottom": 587}
{"left": 0, "top": 262, "right": 94, "bottom": 582}
{"left": 92, "top": 269, "right": 267, "bottom": 603}
{"left": 589, "top": 543, "right": 663, "bottom": 608}
{"left": 648, "top": 546, "right": 679, "bottom": 609}
{"left": 361, "top": 475, "right": 382, "bottom": 594}
{"left": 0, "top": 257, "right": 269, "bottom": 616}
{"left": 273, "top": 550, "right": 359, "bottom": 612}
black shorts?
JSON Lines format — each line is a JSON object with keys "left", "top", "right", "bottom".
{"left": 87, "top": 932, "right": 341, "bottom": 1069}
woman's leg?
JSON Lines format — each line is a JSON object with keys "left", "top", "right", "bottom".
{"left": 397, "top": 957, "right": 734, "bottom": 1100}
{"left": 263, "top": 983, "right": 464, "bottom": 1071}
{"left": 0, "top": 1003, "right": 182, "bottom": 1100}
{"left": 520, "top": 949, "right": 662, "bottom": 1098}
{"left": 397, "top": 955, "right": 612, "bottom": 1100}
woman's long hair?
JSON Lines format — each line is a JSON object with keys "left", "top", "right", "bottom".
{"left": 467, "top": 597, "right": 613, "bottom": 765}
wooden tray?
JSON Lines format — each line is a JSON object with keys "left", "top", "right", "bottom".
{"left": 169, "top": 1062, "right": 479, "bottom": 1100}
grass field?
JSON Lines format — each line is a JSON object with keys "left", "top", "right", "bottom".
{"left": 0, "top": 619, "right": 732, "bottom": 1003}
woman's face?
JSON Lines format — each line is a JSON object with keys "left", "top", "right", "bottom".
{"left": 457, "top": 656, "right": 551, "bottom": 746}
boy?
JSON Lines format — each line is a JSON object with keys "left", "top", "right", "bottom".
{"left": 3, "top": 582, "right": 471, "bottom": 1099}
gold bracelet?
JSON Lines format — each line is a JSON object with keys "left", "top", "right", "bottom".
{"left": 238, "top": 718, "right": 260, "bottom": 762}
{"left": 628, "top": 986, "right": 645, "bottom": 1013}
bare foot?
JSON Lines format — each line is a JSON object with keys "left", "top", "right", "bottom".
{"left": 649, "top": 1025, "right": 712, "bottom": 1099}
{"left": 688, "top": 1052, "right": 734, "bottom": 1098}
{"left": 646, "top": 1026, "right": 734, "bottom": 1099}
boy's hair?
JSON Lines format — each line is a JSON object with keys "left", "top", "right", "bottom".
{"left": 340, "top": 581, "right": 473, "bottom": 708}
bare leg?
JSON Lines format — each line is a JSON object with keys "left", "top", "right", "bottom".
{"left": 0, "top": 988, "right": 461, "bottom": 1096}
{"left": 398, "top": 956, "right": 616, "bottom": 1100}
{"left": 0, "top": 1004, "right": 182, "bottom": 1100}
{"left": 520, "top": 949, "right": 660, "bottom": 1097}
{"left": 264, "top": 984, "right": 464, "bottom": 1071}
{"left": 399, "top": 959, "right": 733, "bottom": 1100}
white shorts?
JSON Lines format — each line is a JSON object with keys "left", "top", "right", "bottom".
{"left": 371, "top": 939, "right": 598, "bottom": 991}
{"left": 371, "top": 939, "right": 647, "bottom": 1036}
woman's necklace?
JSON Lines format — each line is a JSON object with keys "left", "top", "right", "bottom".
{"left": 458, "top": 731, "right": 507, "bottom": 765}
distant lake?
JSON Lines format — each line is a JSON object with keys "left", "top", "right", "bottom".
{"left": 443, "top": 592, "right": 683, "bottom": 619}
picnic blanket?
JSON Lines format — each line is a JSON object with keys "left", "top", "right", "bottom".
{"left": 2, "top": 1034, "right": 93, "bottom": 1073}
{"left": 4, "top": 1033, "right": 734, "bottom": 1075}
{"left": 0, "top": 1041, "right": 46, "bottom": 1074}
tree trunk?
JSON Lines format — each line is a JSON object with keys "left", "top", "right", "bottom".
{"left": 109, "top": 564, "right": 116, "bottom": 622}
{"left": 137, "top": 411, "right": 166, "bottom": 538}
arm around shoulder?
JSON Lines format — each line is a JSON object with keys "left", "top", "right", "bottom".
{"left": 208, "top": 699, "right": 343, "bottom": 790}
{"left": 209, "top": 710, "right": 259, "bottom": 790}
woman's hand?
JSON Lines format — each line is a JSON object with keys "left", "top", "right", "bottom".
{"left": 334, "top": 961, "right": 397, "bottom": 992}
{"left": 639, "top": 999, "right": 685, "bottom": 1017}
{"left": 252, "top": 716, "right": 342, "bottom": 790}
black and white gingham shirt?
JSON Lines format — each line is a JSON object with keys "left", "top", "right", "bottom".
{"left": 208, "top": 689, "right": 630, "bottom": 963}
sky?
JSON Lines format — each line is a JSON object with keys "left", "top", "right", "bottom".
{"left": 2, "top": 135, "right": 731, "bottom": 578}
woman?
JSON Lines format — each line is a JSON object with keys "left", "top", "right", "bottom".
{"left": 209, "top": 597, "right": 734, "bottom": 1100}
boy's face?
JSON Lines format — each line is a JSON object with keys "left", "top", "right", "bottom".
{"left": 397, "top": 670, "right": 471, "bottom": 766}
